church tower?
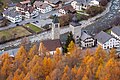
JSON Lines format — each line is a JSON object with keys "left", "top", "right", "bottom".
{"left": 51, "top": 16, "right": 60, "bottom": 40}
{"left": 70, "top": 15, "right": 82, "bottom": 44}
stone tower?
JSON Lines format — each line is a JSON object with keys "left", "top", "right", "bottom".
{"left": 51, "top": 16, "right": 60, "bottom": 40}
{"left": 69, "top": 15, "right": 82, "bottom": 44}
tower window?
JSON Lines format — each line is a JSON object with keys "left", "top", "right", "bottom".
{"left": 55, "top": 24, "right": 58, "bottom": 28}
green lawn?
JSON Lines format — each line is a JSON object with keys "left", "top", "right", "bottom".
{"left": 24, "top": 23, "right": 42, "bottom": 33}
{"left": 0, "top": 26, "right": 31, "bottom": 42}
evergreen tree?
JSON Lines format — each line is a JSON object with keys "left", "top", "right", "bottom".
{"left": 63, "top": 32, "right": 75, "bottom": 53}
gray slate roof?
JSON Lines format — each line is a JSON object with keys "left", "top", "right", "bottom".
{"left": 111, "top": 27, "right": 120, "bottom": 36}
{"left": 3, "top": 9, "right": 21, "bottom": 17}
{"left": 70, "top": 15, "right": 81, "bottom": 27}
{"left": 80, "top": 31, "right": 91, "bottom": 41}
{"left": 52, "top": 16, "right": 59, "bottom": 23}
{"left": 94, "top": 31, "right": 113, "bottom": 44}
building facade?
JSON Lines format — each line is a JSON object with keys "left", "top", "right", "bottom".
{"left": 3, "top": 9, "right": 22, "bottom": 23}
{"left": 95, "top": 31, "right": 119, "bottom": 49}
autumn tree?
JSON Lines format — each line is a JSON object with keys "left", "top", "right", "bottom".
{"left": 86, "top": 6, "right": 104, "bottom": 17}
{"left": 95, "top": 64, "right": 103, "bottom": 79}
{"left": 15, "top": 46, "right": 27, "bottom": 69}
{"left": 31, "top": 62, "right": 42, "bottom": 79}
{"left": 100, "top": 58, "right": 120, "bottom": 80}
{"left": 94, "top": 46, "right": 107, "bottom": 60}
{"left": 1, "top": 58, "right": 11, "bottom": 79}
{"left": 53, "top": 48, "right": 62, "bottom": 63}
{"left": 6, "top": 73, "right": 13, "bottom": 80}
{"left": 59, "top": 14, "right": 70, "bottom": 27}
{"left": 39, "top": 42, "right": 49, "bottom": 56}
{"left": 42, "top": 57, "right": 54, "bottom": 78}
{"left": 50, "top": 69, "right": 62, "bottom": 80}
{"left": 61, "top": 73, "right": 70, "bottom": 80}
{"left": 23, "top": 72, "right": 34, "bottom": 80}
{"left": 82, "top": 74, "right": 89, "bottom": 80}
{"left": 28, "top": 44, "right": 38, "bottom": 60}
{"left": 76, "top": 66, "right": 83, "bottom": 80}
{"left": 19, "top": 72, "right": 25, "bottom": 80}
{"left": 67, "top": 41, "right": 75, "bottom": 53}
{"left": 71, "top": 65, "right": 77, "bottom": 80}
{"left": 109, "top": 48, "right": 116, "bottom": 59}
{"left": 64, "top": 65, "right": 70, "bottom": 74}
{"left": 28, "top": 55, "right": 42, "bottom": 71}
{"left": 45, "top": 75, "right": 51, "bottom": 80}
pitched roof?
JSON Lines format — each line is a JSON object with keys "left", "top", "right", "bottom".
{"left": 3, "top": 9, "right": 21, "bottom": 17}
{"left": 24, "top": 6, "right": 34, "bottom": 13}
{"left": 33, "top": 1, "right": 44, "bottom": 7}
{"left": 40, "top": 3, "right": 50, "bottom": 9}
{"left": 8, "top": 3, "right": 17, "bottom": 7}
{"left": 41, "top": 39, "right": 62, "bottom": 51}
{"left": 94, "top": 31, "right": 113, "bottom": 44}
{"left": 111, "top": 27, "right": 120, "bottom": 36}
{"left": 52, "top": 15, "right": 59, "bottom": 23}
{"left": 16, "top": 3, "right": 27, "bottom": 8}
{"left": 80, "top": 32, "right": 91, "bottom": 41}
{"left": 62, "top": 5, "right": 76, "bottom": 12}
{"left": 70, "top": 14, "right": 81, "bottom": 27}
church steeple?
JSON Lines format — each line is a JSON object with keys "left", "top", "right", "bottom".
{"left": 69, "top": 14, "right": 82, "bottom": 44}
{"left": 51, "top": 15, "right": 60, "bottom": 40}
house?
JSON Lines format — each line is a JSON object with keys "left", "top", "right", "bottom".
{"left": 94, "top": 31, "right": 119, "bottom": 49}
{"left": 39, "top": 39, "right": 62, "bottom": 55}
{"left": 40, "top": 3, "right": 52, "bottom": 13}
{"left": 111, "top": 27, "right": 120, "bottom": 40}
{"left": 2, "top": 9, "right": 22, "bottom": 23}
{"left": 16, "top": 3, "right": 27, "bottom": 12}
{"left": 16, "top": 0, "right": 31, "bottom": 12}
{"left": 33, "top": 1, "right": 52, "bottom": 13}
{"left": 71, "top": 0, "right": 87, "bottom": 11}
{"left": 59, "top": 5, "right": 76, "bottom": 14}
{"left": 24, "top": 6, "right": 39, "bottom": 18}
{"left": 89, "top": 0, "right": 99, "bottom": 6}
{"left": 71, "top": 0, "right": 100, "bottom": 11}
{"left": 80, "top": 31, "right": 95, "bottom": 48}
